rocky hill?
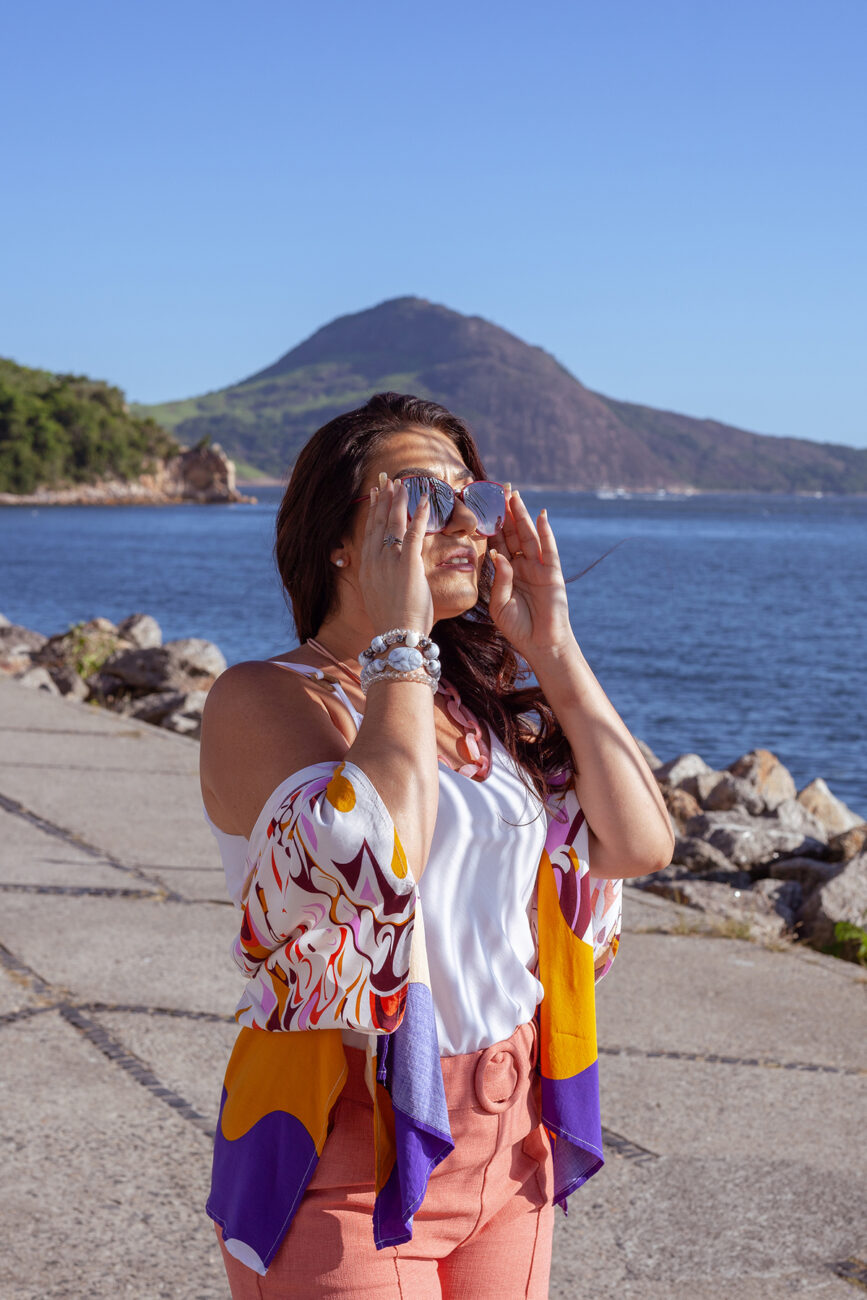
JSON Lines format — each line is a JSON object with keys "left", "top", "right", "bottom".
{"left": 141, "top": 297, "right": 867, "bottom": 493}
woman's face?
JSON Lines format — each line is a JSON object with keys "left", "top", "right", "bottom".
{"left": 342, "top": 427, "right": 490, "bottom": 621}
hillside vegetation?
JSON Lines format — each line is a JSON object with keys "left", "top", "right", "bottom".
{"left": 140, "top": 298, "right": 867, "bottom": 493}
{"left": 0, "top": 358, "right": 178, "bottom": 494}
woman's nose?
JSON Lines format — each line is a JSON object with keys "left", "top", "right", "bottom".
{"left": 444, "top": 493, "right": 480, "bottom": 535}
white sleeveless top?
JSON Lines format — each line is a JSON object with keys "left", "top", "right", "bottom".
{"left": 204, "top": 662, "right": 547, "bottom": 1056}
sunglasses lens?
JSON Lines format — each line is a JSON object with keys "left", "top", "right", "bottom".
{"left": 463, "top": 482, "right": 506, "bottom": 536}
{"left": 404, "top": 476, "right": 454, "bottom": 533}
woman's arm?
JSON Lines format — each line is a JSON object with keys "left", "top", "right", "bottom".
{"left": 489, "top": 490, "right": 674, "bottom": 881}
{"left": 200, "top": 480, "right": 440, "bottom": 880}
{"left": 534, "top": 640, "right": 674, "bottom": 879}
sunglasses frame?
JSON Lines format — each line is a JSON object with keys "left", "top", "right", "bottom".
{"left": 351, "top": 474, "right": 508, "bottom": 537}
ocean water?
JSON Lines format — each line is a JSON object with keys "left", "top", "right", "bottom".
{"left": 1, "top": 489, "right": 864, "bottom": 813}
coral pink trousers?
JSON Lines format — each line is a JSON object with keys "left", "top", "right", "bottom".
{"left": 216, "top": 1020, "right": 554, "bottom": 1298}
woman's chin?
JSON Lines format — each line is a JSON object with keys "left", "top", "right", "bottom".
{"left": 428, "top": 566, "right": 481, "bottom": 620}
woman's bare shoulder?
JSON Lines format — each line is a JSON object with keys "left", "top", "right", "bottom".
{"left": 200, "top": 659, "right": 349, "bottom": 836}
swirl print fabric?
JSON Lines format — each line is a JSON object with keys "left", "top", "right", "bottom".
{"left": 232, "top": 760, "right": 417, "bottom": 1035}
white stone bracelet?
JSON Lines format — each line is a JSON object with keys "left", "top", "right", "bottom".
{"left": 358, "top": 628, "right": 441, "bottom": 695}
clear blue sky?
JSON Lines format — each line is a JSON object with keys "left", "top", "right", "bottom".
{"left": 2, "top": 0, "right": 865, "bottom": 445}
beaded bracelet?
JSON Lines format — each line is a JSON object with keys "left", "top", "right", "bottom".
{"left": 358, "top": 628, "right": 441, "bottom": 695}
{"left": 361, "top": 664, "right": 437, "bottom": 694}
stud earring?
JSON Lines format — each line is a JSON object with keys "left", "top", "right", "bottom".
{"left": 334, "top": 558, "right": 346, "bottom": 568}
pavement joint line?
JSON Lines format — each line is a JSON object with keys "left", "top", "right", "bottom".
{"left": 0, "top": 938, "right": 61, "bottom": 1000}
{"left": 833, "top": 1258, "right": 867, "bottom": 1290}
{"left": 58, "top": 1003, "right": 217, "bottom": 1140}
{"left": 0, "top": 1004, "right": 60, "bottom": 1026}
{"left": 0, "top": 940, "right": 218, "bottom": 1138}
{"left": 81, "top": 1001, "right": 235, "bottom": 1024}
{"left": 598, "top": 1043, "right": 867, "bottom": 1078}
{"left": 0, "top": 725, "right": 148, "bottom": 737}
{"left": 0, "top": 790, "right": 189, "bottom": 900}
{"left": 0, "top": 761, "right": 198, "bottom": 775}
{"left": 0, "top": 882, "right": 165, "bottom": 899}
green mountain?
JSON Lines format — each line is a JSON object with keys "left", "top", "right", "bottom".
{"left": 0, "top": 358, "right": 178, "bottom": 494}
{"left": 136, "top": 296, "right": 867, "bottom": 492}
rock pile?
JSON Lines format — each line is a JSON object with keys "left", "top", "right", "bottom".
{"left": 634, "top": 741, "right": 867, "bottom": 963}
{"left": 0, "top": 612, "right": 225, "bottom": 739}
{"left": 3, "top": 610, "right": 865, "bottom": 963}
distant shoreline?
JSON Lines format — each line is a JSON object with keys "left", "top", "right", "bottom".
{"left": 1, "top": 483, "right": 865, "bottom": 506}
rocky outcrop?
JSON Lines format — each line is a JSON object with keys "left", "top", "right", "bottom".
{"left": 3, "top": 611, "right": 224, "bottom": 740}
{"left": 638, "top": 744, "right": 867, "bottom": 962}
{"left": 0, "top": 443, "right": 255, "bottom": 506}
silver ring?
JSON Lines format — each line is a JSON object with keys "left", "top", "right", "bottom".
{"left": 382, "top": 534, "right": 404, "bottom": 547}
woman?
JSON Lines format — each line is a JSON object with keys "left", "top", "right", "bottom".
{"left": 200, "top": 392, "right": 673, "bottom": 1298}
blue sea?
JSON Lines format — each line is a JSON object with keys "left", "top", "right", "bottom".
{"left": 1, "top": 489, "right": 864, "bottom": 813}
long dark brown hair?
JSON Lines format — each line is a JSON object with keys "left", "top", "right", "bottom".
{"left": 276, "top": 392, "right": 582, "bottom": 802}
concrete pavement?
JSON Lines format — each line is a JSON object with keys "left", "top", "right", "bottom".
{"left": 0, "top": 678, "right": 864, "bottom": 1299}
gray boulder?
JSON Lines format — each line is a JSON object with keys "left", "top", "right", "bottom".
{"left": 765, "top": 856, "right": 846, "bottom": 890}
{"left": 96, "top": 638, "right": 226, "bottom": 694}
{"left": 826, "top": 823, "right": 867, "bottom": 863}
{"left": 726, "top": 748, "right": 796, "bottom": 810}
{"left": 47, "top": 665, "right": 90, "bottom": 701}
{"left": 639, "top": 873, "right": 801, "bottom": 939}
{"left": 161, "top": 690, "right": 209, "bottom": 739}
{"left": 14, "top": 665, "right": 60, "bottom": 694}
{"left": 655, "top": 753, "right": 713, "bottom": 786}
{"left": 671, "top": 836, "right": 739, "bottom": 875}
{"left": 117, "top": 613, "right": 162, "bottom": 650}
{"left": 129, "top": 690, "right": 191, "bottom": 725}
{"left": 700, "top": 772, "right": 766, "bottom": 815}
{"left": 796, "top": 778, "right": 864, "bottom": 837}
{"left": 771, "top": 798, "right": 829, "bottom": 843}
{"left": 163, "top": 638, "right": 226, "bottom": 678}
{"left": 796, "top": 852, "right": 867, "bottom": 950}
{"left": 0, "top": 623, "right": 47, "bottom": 673}
{"left": 682, "top": 810, "right": 825, "bottom": 868}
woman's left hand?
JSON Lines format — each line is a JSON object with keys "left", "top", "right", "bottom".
{"left": 488, "top": 489, "right": 575, "bottom": 664}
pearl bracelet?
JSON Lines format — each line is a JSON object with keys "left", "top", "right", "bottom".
{"left": 358, "top": 628, "right": 441, "bottom": 696}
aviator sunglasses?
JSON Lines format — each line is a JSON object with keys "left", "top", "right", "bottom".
{"left": 353, "top": 474, "right": 507, "bottom": 537}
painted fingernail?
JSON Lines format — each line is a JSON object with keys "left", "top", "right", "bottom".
{"left": 378, "top": 471, "right": 388, "bottom": 490}
{"left": 504, "top": 482, "right": 512, "bottom": 493}
{"left": 394, "top": 478, "right": 402, "bottom": 490}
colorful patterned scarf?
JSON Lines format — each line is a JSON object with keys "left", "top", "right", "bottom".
{"left": 207, "top": 759, "right": 621, "bottom": 1276}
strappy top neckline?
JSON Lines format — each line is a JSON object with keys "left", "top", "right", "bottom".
{"left": 267, "top": 658, "right": 492, "bottom": 783}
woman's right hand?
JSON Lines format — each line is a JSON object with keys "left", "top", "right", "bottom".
{"left": 359, "top": 476, "right": 434, "bottom": 636}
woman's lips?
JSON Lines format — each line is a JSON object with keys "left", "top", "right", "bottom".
{"left": 435, "top": 548, "right": 478, "bottom": 569}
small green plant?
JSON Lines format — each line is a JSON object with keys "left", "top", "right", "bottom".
{"left": 824, "top": 921, "right": 867, "bottom": 966}
{"left": 67, "top": 621, "right": 118, "bottom": 679}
